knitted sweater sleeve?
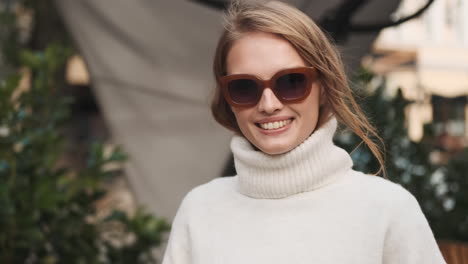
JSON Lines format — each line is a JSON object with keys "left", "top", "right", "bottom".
{"left": 162, "top": 193, "right": 192, "bottom": 264}
{"left": 382, "top": 187, "right": 446, "bottom": 264}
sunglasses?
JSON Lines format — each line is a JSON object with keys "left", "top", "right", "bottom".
{"left": 219, "top": 66, "right": 318, "bottom": 107}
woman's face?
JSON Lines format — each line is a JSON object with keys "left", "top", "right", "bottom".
{"left": 226, "top": 31, "right": 322, "bottom": 155}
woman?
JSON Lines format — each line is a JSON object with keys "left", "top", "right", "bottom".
{"left": 162, "top": 1, "right": 446, "bottom": 263}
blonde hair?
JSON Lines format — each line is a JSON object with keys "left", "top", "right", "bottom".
{"left": 211, "top": 0, "right": 386, "bottom": 177}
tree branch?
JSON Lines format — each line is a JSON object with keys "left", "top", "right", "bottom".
{"left": 351, "top": 0, "right": 435, "bottom": 32}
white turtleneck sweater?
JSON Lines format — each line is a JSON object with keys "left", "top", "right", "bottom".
{"left": 162, "top": 118, "right": 446, "bottom": 264}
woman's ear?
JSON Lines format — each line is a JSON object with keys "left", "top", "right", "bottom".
{"left": 319, "top": 84, "right": 326, "bottom": 106}
{"left": 229, "top": 105, "right": 237, "bottom": 117}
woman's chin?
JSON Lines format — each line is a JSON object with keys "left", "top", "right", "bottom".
{"left": 255, "top": 141, "right": 296, "bottom": 155}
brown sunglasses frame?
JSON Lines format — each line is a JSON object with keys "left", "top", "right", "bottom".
{"left": 219, "top": 66, "right": 318, "bottom": 108}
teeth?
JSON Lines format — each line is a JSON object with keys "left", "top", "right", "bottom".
{"left": 259, "top": 119, "right": 292, "bottom": 130}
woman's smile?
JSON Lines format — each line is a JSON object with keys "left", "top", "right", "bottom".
{"left": 255, "top": 117, "right": 294, "bottom": 130}
{"left": 257, "top": 119, "right": 293, "bottom": 135}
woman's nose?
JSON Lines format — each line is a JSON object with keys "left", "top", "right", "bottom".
{"left": 257, "top": 88, "right": 283, "bottom": 114}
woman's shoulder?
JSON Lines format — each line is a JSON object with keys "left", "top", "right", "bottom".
{"left": 344, "top": 170, "right": 419, "bottom": 206}
{"left": 189, "top": 176, "right": 235, "bottom": 196}
{"left": 178, "top": 176, "right": 238, "bottom": 209}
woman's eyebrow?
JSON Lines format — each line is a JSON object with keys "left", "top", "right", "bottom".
{"left": 226, "top": 65, "right": 306, "bottom": 77}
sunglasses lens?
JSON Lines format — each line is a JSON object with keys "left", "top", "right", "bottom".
{"left": 227, "top": 79, "right": 259, "bottom": 104}
{"left": 275, "top": 73, "right": 308, "bottom": 100}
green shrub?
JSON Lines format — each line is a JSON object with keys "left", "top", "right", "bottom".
{"left": 0, "top": 2, "right": 170, "bottom": 263}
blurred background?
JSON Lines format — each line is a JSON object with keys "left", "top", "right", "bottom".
{"left": 0, "top": 0, "right": 467, "bottom": 263}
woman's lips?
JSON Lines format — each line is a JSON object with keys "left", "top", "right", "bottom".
{"left": 256, "top": 118, "right": 294, "bottom": 135}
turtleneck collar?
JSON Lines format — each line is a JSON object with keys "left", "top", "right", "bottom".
{"left": 230, "top": 117, "right": 353, "bottom": 199}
